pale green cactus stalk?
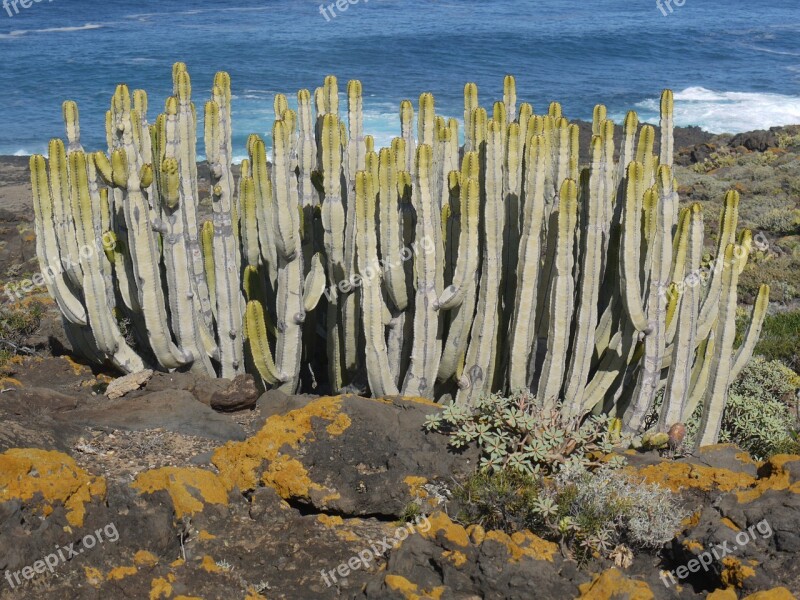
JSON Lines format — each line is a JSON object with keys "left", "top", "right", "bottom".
{"left": 695, "top": 244, "right": 741, "bottom": 448}
{"left": 463, "top": 83, "right": 478, "bottom": 152}
{"left": 730, "top": 283, "right": 769, "bottom": 380}
{"left": 503, "top": 75, "right": 516, "bottom": 123}
{"left": 507, "top": 135, "right": 547, "bottom": 391}
{"left": 401, "top": 144, "right": 442, "bottom": 398}
{"left": 659, "top": 202, "right": 703, "bottom": 428}
{"left": 659, "top": 90, "right": 674, "bottom": 169}
{"left": 204, "top": 76, "right": 245, "bottom": 377}
{"left": 563, "top": 136, "right": 605, "bottom": 415}
{"left": 537, "top": 179, "right": 578, "bottom": 409}
{"left": 457, "top": 121, "right": 506, "bottom": 405}
{"left": 400, "top": 99, "right": 415, "bottom": 173}
{"left": 355, "top": 169, "right": 400, "bottom": 396}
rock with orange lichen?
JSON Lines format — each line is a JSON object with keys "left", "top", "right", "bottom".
{"left": 577, "top": 568, "right": 654, "bottom": 599}
{"left": 132, "top": 466, "right": 230, "bottom": 519}
{"left": 0, "top": 447, "right": 106, "bottom": 527}
{"left": 365, "top": 511, "right": 569, "bottom": 599}
{"left": 214, "top": 394, "right": 477, "bottom": 519}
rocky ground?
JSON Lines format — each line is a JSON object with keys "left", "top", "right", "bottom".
{"left": 0, "top": 126, "right": 799, "bottom": 599}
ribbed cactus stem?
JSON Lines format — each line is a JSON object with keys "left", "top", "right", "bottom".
{"left": 537, "top": 178, "right": 578, "bottom": 409}
{"left": 355, "top": 169, "right": 400, "bottom": 396}
{"left": 401, "top": 144, "right": 442, "bottom": 398}
{"left": 730, "top": 283, "right": 770, "bottom": 380}
{"left": 563, "top": 136, "right": 605, "bottom": 415}
{"left": 659, "top": 90, "right": 674, "bottom": 168}
{"left": 457, "top": 121, "right": 506, "bottom": 405}
{"left": 695, "top": 244, "right": 741, "bottom": 448}
{"left": 659, "top": 202, "right": 703, "bottom": 429}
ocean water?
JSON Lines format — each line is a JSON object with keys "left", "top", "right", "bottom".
{"left": 0, "top": 0, "right": 798, "bottom": 158}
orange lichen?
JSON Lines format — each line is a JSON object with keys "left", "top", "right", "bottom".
{"left": 317, "top": 514, "right": 343, "bottom": 528}
{"left": 577, "top": 568, "right": 654, "bottom": 599}
{"left": 134, "top": 550, "right": 159, "bottom": 567}
{"left": 212, "top": 396, "right": 348, "bottom": 496}
{"left": 107, "top": 565, "right": 138, "bottom": 580}
{"left": 200, "top": 555, "right": 221, "bottom": 573}
{"left": 736, "top": 455, "right": 800, "bottom": 504}
{"left": 404, "top": 476, "right": 428, "bottom": 499}
{"left": 742, "top": 588, "right": 797, "bottom": 600}
{"left": 149, "top": 577, "right": 173, "bottom": 599}
{"left": 442, "top": 549, "right": 467, "bottom": 567}
{"left": 682, "top": 511, "right": 701, "bottom": 528}
{"left": 84, "top": 566, "right": 103, "bottom": 587}
{"left": 418, "top": 512, "right": 469, "bottom": 548}
{"left": 683, "top": 539, "right": 704, "bottom": 553}
{"left": 631, "top": 462, "right": 755, "bottom": 493}
{"left": 0, "top": 448, "right": 106, "bottom": 527}
{"left": 244, "top": 592, "right": 269, "bottom": 600}
{"left": 721, "top": 557, "right": 756, "bottom": 588}
{"left": 385, "top": 574, "right": 445, "bottom": 600}
{"left": 0, "top": 377, "right": 22, "bottom": 388}
{"left": 720, "top": 518, "right": 741, "bottom": 531}
{"left": 707, "top": 589, "right": 737, "bottom": 600}
{"left": 198, "top": 529, "right": 216, "bottom": 540}
{"left": 173, "top": 596, "right": 202, "bottom": 600}
{"left": 316, "top": 514, "right": 361, "bottom": 542}
{"left": 170, "top": 558, "right": 185, "bottom": 568}
{"left": 132, "top": 467, "right": 229, "bottom": 518}
{"left": 62, "top": 355, "right": 89, "bottom": 376}
{"left": 466, "top": 524, "right": 486, "bottom": 545}
{"left": 483, "top": 530, "right": 558, "bottom": 563}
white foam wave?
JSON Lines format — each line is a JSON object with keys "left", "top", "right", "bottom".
{"left": 0, "top": 23, "right": 104, "bottom": 40}
{"left": 633, "top": 87, "right": 800, "bottom": 134}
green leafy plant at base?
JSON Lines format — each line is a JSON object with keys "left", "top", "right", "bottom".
{"left": 454, "top": 464, "right": 685, "bottom": 564}
{"left": 424, "top": 390, "right": 626, "bottom": 475}
{"left": 0, "top": 301, "right": 44, "bottom": 367}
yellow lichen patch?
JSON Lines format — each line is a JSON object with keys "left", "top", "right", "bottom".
{"left": 170, "top": 558, "right": 185, "bottom": 568}
{"left": 385, "top": 574, "right": 446, "bottom": 600}
{"left": 84, "top": 566, "right": 104, "bottom": 587}
{"left": 466, "top": 524, "right": 485, "bottom": 545}
{"left": 198, "top": 529, "right": 217, "bottom": 540}
{"left": 326, "top": 412, "right": 351, "bottom": 436}
{"left": 742, "top": 588, "right": 797, "bottom": 600}
{"left": 735, "top": 452, "right": 759, "bottom": 467}
{"left": 631, "top": 462, "right": 755, "bottom": 493}
{"left": 721, "top": 557, "right": 756, "bottom": 588}
{"left": 720, "top": 517, "right": 741, "bottom": 531}
{"left": 683, "top": 539, "right": 704, "bottom": 553}
{"left": 260, "top": 454, "right": 330, "bottom": 501}
{"left": 404, "top": 476, "right": 428, "bottom": 499}
{"left": 132, "top": 467, "right": 228, "bottom": 518}
{"left": 0, "top": 448, "right": 106, "bottom": 527}
{"left": 212, "top": 396, "right": 348, "bottom": 494}
{"left": 149, "top": 576, "right": 173, "bottom": 599}
{"left": 682, "top": 511, "right": 701, "bottom": 528}
{"left": 107, "top": 565, "right": 138, "bottom": 581}
{"left": 418, "top": 512, "right": 469, "bottom": 548}
{"left": 201, "top": 555, "right": 221, "bottom": 573}
{"left": 735, "top": 456, "right": 800, "bottom": 503}
{"left": 442, "top": 549, "right": 467, "bottom": 567}
{"left": 316, "top": 514, "right": 361, "bottom": 542}
{"left": 245, "top": 592, "right": 269, "bottom": 600}
{"left": 134, "top": 550, "right": 159, "bottom": 567}
{"left": 317, "top": 514, "right": 344, "bottom": 528}
{"left": 577, "top": 568, "right": 654, "bottom": 599}
{"left": 483, "top": 530, "right": 558, "bottom": 563}
{"left": 174, "top": 596, "right": 203, "bottom": 600}
{"left": 62, "top": 355, "right": 90, "bottom": 376}
{"left": 707, "top": 589, "right": 738, "bottom": 600}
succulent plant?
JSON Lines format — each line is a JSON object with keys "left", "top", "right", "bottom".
{"left": 30, "top": 66, "right": 769, "bottom": 446}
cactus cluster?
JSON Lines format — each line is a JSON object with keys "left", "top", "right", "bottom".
{"left": 30, "top": 65, "right": 769, "bottom": 446}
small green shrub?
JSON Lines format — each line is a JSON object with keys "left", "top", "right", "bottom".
{"left": 424, "top": 390, "right": 625, "bottom": 474}
{"left": 454, "top": 464, "right": 685, "bottom": 563}
{"left": 0, "top": 301, "right": 44, "bottom": 366}
{"left": 749, "top": 310, "right": 800, "bottom": 372}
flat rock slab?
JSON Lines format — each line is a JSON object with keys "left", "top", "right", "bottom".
{"left": 60, "top": 390, "right": 247, "bottom": 442}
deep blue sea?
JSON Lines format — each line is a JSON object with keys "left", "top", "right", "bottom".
{"left": 1, "top": 0, "right": 799, "bottom": 158}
